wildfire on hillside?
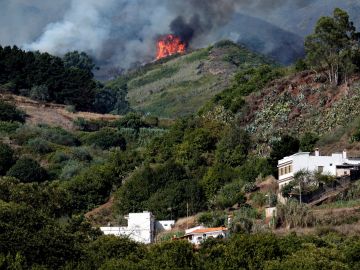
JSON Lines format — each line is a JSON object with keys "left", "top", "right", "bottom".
{"left": 156, "top": 34, "right": 187, "bottom": 60}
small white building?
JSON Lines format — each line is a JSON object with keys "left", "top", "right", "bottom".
{"left": 100, "top": 211, "right": 174, "bottom": 244}
{"left": 155, "top": 220, "right": 175, "bottom": 232}
{"left": 183, "top": 227, "right": 228, "bottom": 245}
{"left": 278, "top": 149, "right": 360, "bottom": 190}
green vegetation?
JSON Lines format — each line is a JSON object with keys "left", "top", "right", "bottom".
{"left": 81, "top": 128, "right": 126, "bottom": 150}
{"left": 0, "top": 46, "right": 97, "bottom": 110}
{"left": 1, "top": 7, "right": 360, "bottom": 270}
{"left": 205, "top": 65, "right": 283, "bottom": 113}
{"left": 300, "top": 132, "right": 319, "bottom": 152}
{"left": 0, "top": 47, "right": 130, "bottom": 113}
{"left": 0, "top": 143, "right": 14, "bottom": 175}
{"left": 108, "top": 41, "right": 273, "bottom": 118}
{"left": 0, "top": 100, "right": 25, "bottom": 122}
{"left": 6, "top": 157, "right": 48, "bottom": 183}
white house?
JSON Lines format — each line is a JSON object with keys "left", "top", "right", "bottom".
{"left": 100, "top": 211, "right": 174, "bottom": 244}
{"left": 278, "top": 149, "right": 360, "bottom": 190}
{"left": 183, "top": 227, "right": 228, "bottom": 245}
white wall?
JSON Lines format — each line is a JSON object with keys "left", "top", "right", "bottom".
{"left": 189, "top": 231, "right": 227, "bottom": 245}
{"left": 155, "top": 220, "right": 175, "bottom": 232}
{"left": 100, "top": 211, "right": 155, "bottom": 244}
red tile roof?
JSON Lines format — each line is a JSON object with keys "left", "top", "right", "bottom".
{"left": 190, "top": 227, "right": 228, "bottom": 234}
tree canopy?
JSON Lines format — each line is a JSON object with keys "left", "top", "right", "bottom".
{"left": 305, "top": 8, "right": 360, "bottom": 84}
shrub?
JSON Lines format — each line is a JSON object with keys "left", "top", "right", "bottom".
{"left": 60, "top": 160, "right": 84, "bottom": 180}
{"left": 281, "top": 181, "right": 296, "bottom": 198}
{"left": 10, "top": 126, "right": 39, "bottom": 145}
{"left": 201, "top": 165, "right": 237, "bottom": 200}
{"left": 74, "top": 118, "right": 103, "bottom": 132}
{"left": 65, "top": 105, "right": 76, "bottom": 113}
{"left": 239, "top": 157, "right": 273, "bottom": 182}
{"left": 243, "top": 182, "right": 258, "bottom": 193}
{"left": 250, "top": 192, "right": 267, "bottom": 208}
{"left": 49, "top": 151, "right": 70, "bottom": 164}
{"left": 197, "top": 211, "right": 227, "bottom": 227}
{"left": 0, "top": 143, "right": 15, "bottom": 175}
{"left": 29, "top": 85, "right": 50, "bottom": 102}
{"left": 0, "top": 101, "right": 25, "bottom": 123}
{"left": 40, "top": 127, "right": 80, "bottom": 146}
{"left": 71, "top": 147, "right": 93, "bottom": 162}
{"left": 213, "top": 181, "right": 246, "bottom": 209}
{"left": 351, "top": 122, "right": 360, "bottom": 142}
{"left": 27, "top": 138, "right": 53, "bottom": 154}
{"left": 143, "top": 115, "right": 159, "bottom": 127}
{"left": 116, "top": 112, "right": 146, "bottom": 130}
{"left": 197, "top": 212, "right": 213, "bottom": 226}
{"left": 6, "top": 157, "right": 48, "bottom": 182}
{"left": 0, "top": 121, "right": 21, "bottom": 134}
{"left": 82, "top": 128, "right": 126, "bottom": 150}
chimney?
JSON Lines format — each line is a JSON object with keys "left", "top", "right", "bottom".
{"left": 343, "top": 149, "right": 347, "bottom": 159}
{"left": 315, "top": 148, "right": 320, "bottom": 156}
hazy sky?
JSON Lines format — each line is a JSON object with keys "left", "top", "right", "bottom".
{"left": 1, "top": 0, "right": 358, "bottom": 68}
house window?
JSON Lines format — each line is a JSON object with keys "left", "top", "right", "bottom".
{"left": 289, "top": 165, "right": 293, "bottom": 173}
{"left": 318, "top": 166, "right": 324, "bottom": 173}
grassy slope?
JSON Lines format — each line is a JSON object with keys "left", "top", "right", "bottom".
{"left": 108, "top": 41, "right": 273, "bottom": 118}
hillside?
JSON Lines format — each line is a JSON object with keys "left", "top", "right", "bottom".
{"left": 240, "top": 72, "right": 360, "bottom": 155}
{"left": 108, "top": 41, "right": 273, "bottom": 118}
{"left": 0, "top": 93, "right": 120, "bottom": 130}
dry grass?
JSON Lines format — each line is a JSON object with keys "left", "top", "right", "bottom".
{"left": 173, "top": 215, "right": 198, "bottom": 231}
{"left": 275, "top": 205, "right": 360, "bottom": 236}
{"left": 1, "top": 94, "right": 120, "bottom": 130}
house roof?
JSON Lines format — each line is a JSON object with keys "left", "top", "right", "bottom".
{"left": 189, "top": 227, "right": 228, "bottom": 234}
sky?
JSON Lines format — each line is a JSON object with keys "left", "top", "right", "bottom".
{"left": 1, "top": 0, "right": 359, "bottom": 69}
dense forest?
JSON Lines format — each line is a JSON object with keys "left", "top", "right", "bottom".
{"left": 0, "top": 7, "right": 360, "bottom": 270}
{"left": 0, "top": 48, "right": 130, "bottom": 113}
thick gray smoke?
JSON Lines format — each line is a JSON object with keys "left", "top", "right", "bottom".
{"left": 0, "top": 0, "right": 357, "bottom": 70}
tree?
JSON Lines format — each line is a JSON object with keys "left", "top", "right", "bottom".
{"left": 29, "top": 85, "right": 50, "bottom": 102}
{"left": 111, "top": 85, "right": 131, "bottom": 115}
{"left": 300, "top": 132, "right": 319, "bottom": 152}
{"left": 269, "top": 135, "right": 299, "bottom": 176}
{"left": 93, "top": 88, "right": 117, "bottom": 114}
{"left": 6, "top": 157, "right": 48, "bottom": 183}
{"left": 215, "top": 127, "right": 250, "bottom": 167}
{"left": 305, "top": 8, "right": 360, "bottom": 85}
{"left": 0, "top": 201, "right": 80, "bottom": 268}
{"left": 85, "top": 235, "right": 145, "bottom": 269}
{"left": 143, "top": 241, "right": 199, "bottom": 270}
{"left": 0, "top": 143, "right": 14, "bottom": 175}
{"left": 63, "top": 51, "right": 95, "bottom": 75}
{"left": 293, "top": 170, "right": 313, "bottom": 203}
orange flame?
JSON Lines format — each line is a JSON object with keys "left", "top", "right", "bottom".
{"left": 156, "top": 34, "right": 186, "bottom": 60}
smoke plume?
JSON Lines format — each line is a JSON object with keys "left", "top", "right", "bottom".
{"left": 0, "top": 0, "right": 356, "bottom": 70}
